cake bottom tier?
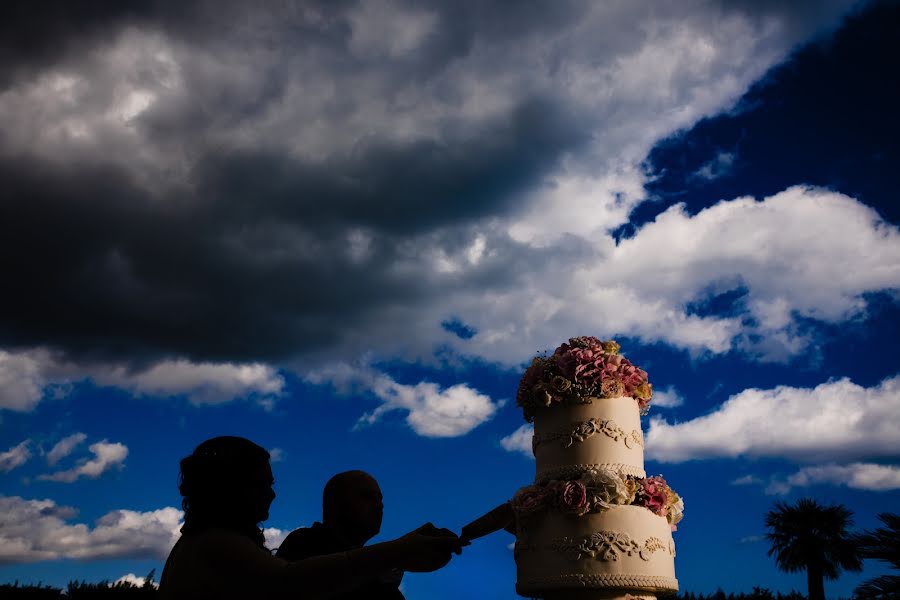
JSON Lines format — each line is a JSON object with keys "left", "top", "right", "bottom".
{"left": 537, "top": 593, "right": 658, "bottom": 600}
{"left": 515, "top": 505, "right": 678, "bottom": 598}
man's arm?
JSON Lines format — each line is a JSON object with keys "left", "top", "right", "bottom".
{"left": 203, "top": 525, "right": 461, "bottom": 599}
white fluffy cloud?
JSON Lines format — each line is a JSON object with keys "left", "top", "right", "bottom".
{"left": 361, "top": 379, "right": 501, "bottom": 438}
{"left": 39, "top": 441, "right": 129, "bottom": 483}
{"left": 46, "top": 432, "right": 88, "bottom": 466}
{"left": 0, "top": 350, "right": 48, "bottom": 411}
{"left": 95, "top": 360, "right": 285, "bottom": 405}
{"left": 0, "top": 496, "right": 182, "bottom": 563}
{"left": 0, "top": 440, "right": 32, "bottom": 472}
{"left": 651, "top": 387, "right": 685, "bottom": 409}
{"left": 455, "top": 186, "right": 900, "bottom": 365}
{"left": 0, "top": 348, "right": 284, "bottom": 411}
{"left": 500, "top": 424, "right": 535, "bottom": 458}
{"left": 646, "top": 376, "right": 900, "bottom": 463}
{"left": 308, "top": 364, "right": 501, "bottom": 438}
{"left": 766, "top": 463, "right": 900, "bottom": 495}
{"left": 598, "top": 187, "right": 900, "bottom": 358}
{"left": 0, "top": 495, "right": 295, "bottom": 564}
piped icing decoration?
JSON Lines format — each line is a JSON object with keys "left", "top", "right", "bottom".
{"left": 532, "top": 417, "right": 644, "bottom": 452}
{"left": 516, "top": 337, "right": 652, "bottom": 422}
{"left": 510, "top": 468, "right": 685, "bottom": 531}
{"left": 548, "top": 531, "right": 674, "bottom": 562}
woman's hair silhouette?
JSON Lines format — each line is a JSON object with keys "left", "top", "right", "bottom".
{"left": 177, "top": 436, "right": 274, "bottom": 547}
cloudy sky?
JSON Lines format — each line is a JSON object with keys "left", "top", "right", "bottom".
{"left": 1, "top": 0, "right": 898, "bottom": 596}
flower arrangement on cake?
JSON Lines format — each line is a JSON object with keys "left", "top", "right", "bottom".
{"left": 516, "top": 336, "right": 653, "bottom": 422}
{"left": 510, "top": 468, "right": 685, "bottom": 531}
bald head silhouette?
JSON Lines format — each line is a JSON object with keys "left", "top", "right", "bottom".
{"left": 322, "top": 470, "right": 384, "bottom": 547}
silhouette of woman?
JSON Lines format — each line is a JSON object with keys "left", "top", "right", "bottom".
{"left": 159, "top": 436, "right": 463, "bottom": 599}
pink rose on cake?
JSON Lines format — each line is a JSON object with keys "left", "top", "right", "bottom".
{"left": 613, "top": 361, "right": 646, "bottom": 395}
{"left": 639, "top": 476, "right": 670, "bottom": 517}
{"left": 552, "top": 337, "right": 609, "bottom": 386}
{"left": 559, "top": 480, "right": 589, "bottom": 515}
{"left": 602, "top": 353, "right": 624, "bottom": 375}
{"left": 575, "top": 353, "right": 606, "bottom": 386}
{"left": 553, "top": 346, "right": 580, "bottom": 380}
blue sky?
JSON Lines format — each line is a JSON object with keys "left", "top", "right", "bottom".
{"left": 1, "top": 1, "right": 898, "bottom": 598}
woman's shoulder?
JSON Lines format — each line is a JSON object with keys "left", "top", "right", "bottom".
{"left": 168, "top": 528, "right": 283, "bottom": 571}
{"left": 161, "top": 529, "right": 287, "bottom": 598}
{"left": 190, "top": 528, "right": 279, "bottom": 556}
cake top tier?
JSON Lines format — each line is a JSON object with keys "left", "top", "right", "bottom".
{"left": 516, "top": 337, "right": 652, "bottom": 422}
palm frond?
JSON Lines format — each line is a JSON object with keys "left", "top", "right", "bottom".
{"left": 853, "top": 513, "right": 900, "bottom": 569}
{"left": 853, "top": 574, "right": 900, "bottom": 599}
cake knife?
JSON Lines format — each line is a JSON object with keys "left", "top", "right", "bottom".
{"left": 460, "top": 502, "right": 515, "bottom": 542}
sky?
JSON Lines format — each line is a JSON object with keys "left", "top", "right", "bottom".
{"left": 1, "top": 0, "right": 898, "bottom": 598}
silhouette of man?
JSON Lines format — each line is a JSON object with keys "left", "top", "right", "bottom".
{"left": 277, "top": 470, "right": 404, "bottom": 599}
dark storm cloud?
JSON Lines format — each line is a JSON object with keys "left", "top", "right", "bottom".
{"left": 0, "top": 0, "right": 582, "bottom": 89}
{"left": 0, "top": 94, "right": 583, "bottom": 363}
{"left": 199, "top": 99, "right": 585, "bottom": 234}
{"left": 0, "top": 1, "right": 182, "bottom": 87}
{"left": 0, "top": 151, "right": 401, "bottom": 363}
{"left": 0, "top": 0, "right": 612, "bottom": 365}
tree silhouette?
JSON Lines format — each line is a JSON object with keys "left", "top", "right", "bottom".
{"left": 852, "top": 512, "right": 900, "bottom": 599}
{"left": 765, "top": 498, "right": 862, "bottom": 600}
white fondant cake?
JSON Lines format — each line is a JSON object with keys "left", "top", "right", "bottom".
{"left": 533, "top": 396, "right": 646, "bottom": 482}
{"left": 511, "top": 338, "right": 682, "bottom": 599}
{"left": 516, "top": 505, "right": 677, "bottom": 597}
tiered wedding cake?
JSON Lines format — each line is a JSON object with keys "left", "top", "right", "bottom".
{"left": 511, "top": 337, "right": 683, "bottom": 599}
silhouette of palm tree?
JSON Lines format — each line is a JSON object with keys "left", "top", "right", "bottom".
{"left": 852, "top": 512, "right": 900, "bottom": 599}
{"left": 764, "top": 498, "right": 862, "bottom": 600}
